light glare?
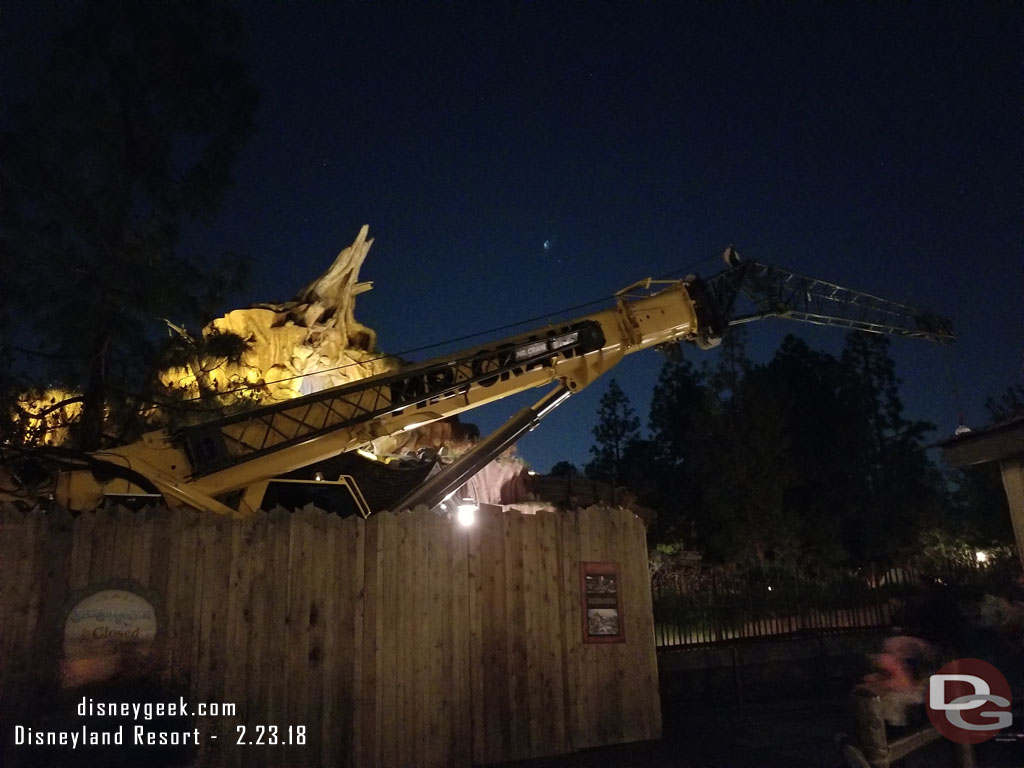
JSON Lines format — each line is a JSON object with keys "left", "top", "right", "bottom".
{"left": 457, "top": 503, "right": 477, "bottom": 527}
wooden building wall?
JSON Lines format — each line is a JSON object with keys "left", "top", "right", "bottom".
{"left": 0, "top": 503, "right": 660, "bottom": 767}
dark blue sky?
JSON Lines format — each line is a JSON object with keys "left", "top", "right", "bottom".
{"left": 7, "top": 2, "right": 1022, "bottom": 472}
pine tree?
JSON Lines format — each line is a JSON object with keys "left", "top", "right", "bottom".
{"left": 585, "top": 379, "right": 641, "bottom": 491}
{"left": 2, "top": 1, "right": 258, "bottom": 449}
{"left": 838, "top": 332, "right": 941, "bottom": 564}
{"left": 647, "top": 345, "right": 709, "bottom": 543}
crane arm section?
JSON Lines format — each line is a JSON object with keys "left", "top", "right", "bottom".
{"left": 705, "top": 261, "right": 955, "bottom": 342}
{"left": 15, "top": 257, "right": 954, "bottom": 516}
{"left": 76, "top": 279, "right": 705, "bottom": 511}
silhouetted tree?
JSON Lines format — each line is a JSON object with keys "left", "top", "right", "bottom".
{"left": 549, "top": 460, "right": 579, "bottom": 476}
{"left": 838, "top": 332, "right": 941, "bottom": 564}
{"left": 586, "top": 379, "right": 641, "bottom": 490}
{"left": 985, "top": 383, "right": 1024, "bottom": 422}
{"left": 646, "top": 329, "right": 946, "bottom": 571}
{"left": 646, "top": 345, "right": 709, "bottom": 543}
{"left": 2, "top": 0, "right": 258, "bottom": 449}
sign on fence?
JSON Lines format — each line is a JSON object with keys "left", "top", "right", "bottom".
{"left": 580, "top": 562, "right": 624, "bottom": 644}
{"left": 62, "top": 585, "right": 158, "bottom": 687}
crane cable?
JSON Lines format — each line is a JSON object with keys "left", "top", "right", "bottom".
{"left": 5, "top": 249, "right": 726, "bottom": 418}
{"left": 145, "top": 250, "right": 726, "bottom": 408}
{"left": 942, "top": 344, "right": 970, "bottom": 435}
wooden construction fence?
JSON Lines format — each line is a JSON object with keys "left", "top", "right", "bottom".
{"left": 0, "top": 503, "right": 660, "bottom": 767}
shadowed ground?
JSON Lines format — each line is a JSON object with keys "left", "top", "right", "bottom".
{"left": 485, "top": 694, "right": 1024, "bottom": 768}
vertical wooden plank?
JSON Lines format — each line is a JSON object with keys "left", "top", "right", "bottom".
{"left": 68, "top": 509, "right": 96, "bottom": 591}
{"left": 357, "top": 513, "right": 382, "bottom": 768}
{"left": 87, "top": 506, "right": 111, "bottom": 584}
{"left": 415, "top": 510, "right": 432, "bottom": 766}
{"left": 0, "top": 507, "right": 25, "bottom": 711}
{"left": 407, "top": 511, "right": 424, "bottom": 767}
{"left": 87, "top": 506, "right": 116, "bottom": 583}
{"left": 209, "top": 515, "right": 234, "bottom": 760}
{"left": 560, "top": 508, "right": 585, "bottom": 750}
{"left": 128, "top": 506, "right": 154, "bottom": 586}
{"left": 281, "top": 508, "right": 312, "bottom": 767}
{"left": 3, "top": 508, "right": 39, "bottom": 705}
{"left": 598, "top": 508, "right": 624, "bottom": 743}
{"left": 243, "top": 511, "right": 270, "bottom": 765}
{"left": 466, "top": 504, "right": 486, "bottom": 765}
{"left": 479, "top": 504, "right": 510, "bottom": 763}
{"left": 318, "top": 511, "right": 341, "bottom": 767}
{"left": 222, "top": 513, "right": 254, "bottom": 768}
{"left": 31, "top": 507, "right": 74, "bottom": 690}
{"left": 380, "top": 512, "right": 398, "bottom": 768}
{"left": 633, "top": 510, "right": 662, "bottom": 739}
{"left": 522, "top": 512, "right": 545, "bottom": 758}
{"left": 504, "top": 510, "right": 530, "bottom": 759}
{"left": 574, "top": 507, "right": 598, "bottom": 747}
{"left": 379, "top": 511, "right": 400, "bottom": 768}
{"left": 449, "top": 509, "right": 473, "bottom": 767}
{"left": 604, "top": 509, "right": 627, "bottom": 741}
{"left": 397, "top": 510, "right": 416, "bottom": 767}
{"left": 171, "top": 509, "right": 200, "bottom": 674}
{"left": 191, "top": 512, "right": 215, "bottom": 764}
{"left": 302, "top": 508, "right": 327, "bottom": 768}
{"left": 151, "top": 506, "right": 181, "bottom": 680}
{"left": 193, "top": 513, "right": 214, "bottom": 685}
{"left": 112, "top": 504, "right": 135, "bottom": 577}
{"left": 406, "top": 511, "right": 421, "bottom": 766}
{"left": 428, "top": 513, "right": 449, "bottom": 767}
{"left": 420, "top": 513, "right": 436, "bottom": 766}
{"left": 356, "top": 518, "right": 380, "bottom": 768}
{"left": 533, "top": 509, "right": 567, "bottom": 755}
{"left": 265, "top": 506, "right": 292, "bottom": 768}
{"left": 348, "top": 513, "right": 366, "bottom": 765}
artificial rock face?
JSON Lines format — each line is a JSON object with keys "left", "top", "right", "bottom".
{"left": 160, "top": 225, "right": 397, "bottom": 406}
{"left": 156, "top": 228, "right": 510, "bottom": 461}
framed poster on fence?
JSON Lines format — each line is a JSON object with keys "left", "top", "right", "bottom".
{"left": 580, "top": 562, "right": 624, "bottom": 643}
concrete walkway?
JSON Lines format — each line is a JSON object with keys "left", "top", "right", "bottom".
{"left": 485, "top": 695, "right": 851, "bottom": 767}
{"left": 485, "top": 695, "right": 1024, "bottom": 768}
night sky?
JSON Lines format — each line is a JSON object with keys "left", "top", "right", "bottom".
{"left": 5, "top": 2, "right": 1022, "bottom": 473}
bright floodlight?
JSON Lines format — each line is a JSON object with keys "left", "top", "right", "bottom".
{"left": 975, "top": 549, "right": 989, "bottom": 564}
{"left": 457, "top": 502, "right": 478, "bottom": 528}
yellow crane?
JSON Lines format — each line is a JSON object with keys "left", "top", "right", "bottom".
{"left": 1, "top": 255, "right": 953, "bottom": 517}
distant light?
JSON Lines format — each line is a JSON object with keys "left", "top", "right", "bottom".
{"left": 975, "top": 549, "right": 989, "bottom": 564}
{"left": 767, "top": 585, "right": 773, "bottom": 592}
{"left": 527, "top": 469, "right": 538, "bottom": 476}
{"left": 313, "top": 471, "right": 324, "bottom": 482}
{"left": 457, "top": 502, "right": 478, "bottom": 528}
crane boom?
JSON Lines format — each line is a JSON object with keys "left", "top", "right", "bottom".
{"left": 4, "top": 254, "right": 954, "bottom": 516}
{"left": 704, "top": 260, "right": 954, "bottom": 342}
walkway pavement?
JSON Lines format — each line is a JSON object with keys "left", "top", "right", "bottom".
{"left": 487, "top": 695, "right": 1024, "bottom": 767}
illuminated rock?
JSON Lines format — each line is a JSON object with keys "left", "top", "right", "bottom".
{"left": 160, "top": 225, "right": 397, "bottom": 406}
